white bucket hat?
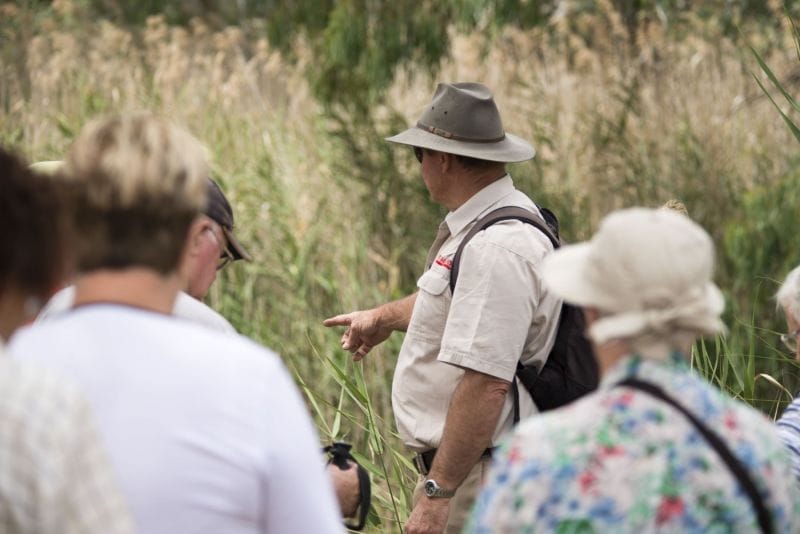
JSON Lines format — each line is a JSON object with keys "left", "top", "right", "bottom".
{"left": 542, "top": 207, "right": 725, "bottom": 345}
{"left": 386, "top": 82, "right": 535, "bottom": 163}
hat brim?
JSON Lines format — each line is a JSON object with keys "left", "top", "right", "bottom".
{"left": 385, "top": 127, "right": 535, "bottom": 163}
{"left": 222, "top": 226, "right": 252, "bottom": 262}
{"left": 542, "top": 243, "right": 615, "bottom": 310}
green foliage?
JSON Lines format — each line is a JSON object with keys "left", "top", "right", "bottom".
{"left": 721, "top": 165, "right": 800, "bottom": 403}
{"left": 717, "top": 16, "right": 800, "bottom": 409}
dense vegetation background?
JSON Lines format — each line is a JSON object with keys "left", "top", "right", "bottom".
{"left": 4, "top": 1, "right": 800, "bottom": 530}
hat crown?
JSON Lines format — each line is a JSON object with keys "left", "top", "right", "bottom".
{"left": 416, "top": 83, "right": 506, "bottom": 142}
{"left": 588, "top": 208, "right": 714, "bottom": 311}
{"left": 206, "top": 178, "right": 234, "bottom": 229}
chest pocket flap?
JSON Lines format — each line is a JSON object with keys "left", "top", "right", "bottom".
{"left": 416, "top": 268, "right": 450, "bottom": 296}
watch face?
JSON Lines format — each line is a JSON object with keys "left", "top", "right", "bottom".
{"left": 424, "top": 480, "right": 436, "bottom": 497}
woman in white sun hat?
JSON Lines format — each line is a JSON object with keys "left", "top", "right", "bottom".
{"left": 468, "top": 207, "right": 800, "bottom": 533}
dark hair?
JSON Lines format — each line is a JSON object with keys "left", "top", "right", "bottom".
{"left": 422, "top": 148, "right": 503, "bottom": 171}
{"left": 0, "top": 147, "right": 70, "bottom": 299}
{"left": 454, "top": 154, "right": 501, "bottom": 170}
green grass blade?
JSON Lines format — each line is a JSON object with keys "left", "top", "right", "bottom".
{"left": 752, "top": 73, "right": 800, "bottom": 144}
{"left": 750, "top": 45, "right": 800, "bottom": 114}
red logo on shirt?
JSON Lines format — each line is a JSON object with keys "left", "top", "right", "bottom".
{"left": 435, "top": 256, "right": 452, "bottom": 270}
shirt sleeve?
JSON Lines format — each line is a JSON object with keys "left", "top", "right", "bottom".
{"left": 438, "top": 231, "right": 547, "bottom": 381}
{"left": 777, "top": 397, "right": 800, "bottom": 482}
{"left": 260, "top": 362, "right": 343, "bottom": 534}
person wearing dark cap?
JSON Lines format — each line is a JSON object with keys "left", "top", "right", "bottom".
{"left": 37, "top": 173, "right": 250, "bottom": 334}
{"left": 324, "top": 82, "right": 562, "bottom": 533}
{"left": 182, "top": 177, "right": 251, "bottom": 300}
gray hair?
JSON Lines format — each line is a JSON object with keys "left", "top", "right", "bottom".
{"left": 777, "top": 266, "right": 800, "bottom": 321}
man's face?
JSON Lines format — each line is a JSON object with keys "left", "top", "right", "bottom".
{"left": 416, "top": 147, "right": 447, "bottom": 204}
{"left": 185, "top": 218, "right": 230, "bottom": 300}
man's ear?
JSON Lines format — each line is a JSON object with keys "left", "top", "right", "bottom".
{"left": 176, "top": 216, "right": 207, "bottom": 288}
{"left": 439, "top": 151, "right": 453, "bottom": 173}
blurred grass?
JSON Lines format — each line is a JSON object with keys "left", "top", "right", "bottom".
{"left": 4, "top": 2, "right": 800, "bottom": 531}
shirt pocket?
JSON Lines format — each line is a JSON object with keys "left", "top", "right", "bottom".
{"left": 407, "top": 267, "right": 451, "bottom": 342}
{"left": 417, "top": 267, "right": 450, "bottom": 296}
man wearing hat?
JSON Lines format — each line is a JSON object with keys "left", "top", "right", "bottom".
{"left": 325, "top": 82, "right": 561, "bottom": 532}
{"left": 182, "top": 177, "right": 251, "bottom": 300}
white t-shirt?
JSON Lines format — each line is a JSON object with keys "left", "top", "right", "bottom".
{"left": 39, "top": 286, "right": 236, "bottom": 334}
{"left": 9, "top": 306, "right": 342, "bottom": 534}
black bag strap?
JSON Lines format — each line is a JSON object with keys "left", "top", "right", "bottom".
{"left": 617, "top": 378, "right": 773, "bottom": 534}
{"left": 450, "top": 206, "right": 560, "bottom": 293}
{"left": 322, "top": 442, "right": 371, "bottom": 531}
{"left": 450, "top": 206, "right": 560, "bottom": 424}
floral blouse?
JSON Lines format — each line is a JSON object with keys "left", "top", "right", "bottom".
{"left": 467, "top": 353, "right": 800, "bottom": 533}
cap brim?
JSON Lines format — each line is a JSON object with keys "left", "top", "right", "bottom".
{"left": 542, "top": 243, "right": 613, "bottom": 309}
{"left": 385, "top": 127, "right": 535, "bottom": 163}
{"left": 222, "top": 227, "right": 252, "bottom": 262}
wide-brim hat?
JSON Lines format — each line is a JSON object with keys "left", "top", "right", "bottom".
{"left": 386, "top": 82, "right": 535, "bottom": 163}
{"left": 542, "top": 207, "right": 725, "bottom": 342}
{"left": 206, "top": 178, "right": 251, "bottom": 262}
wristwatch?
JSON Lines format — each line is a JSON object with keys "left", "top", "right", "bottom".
{"left": 424, "top": 479, "right": 455, "bottom": 499}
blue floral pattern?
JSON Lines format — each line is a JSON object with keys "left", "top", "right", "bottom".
{"left": 467, "top": 353, "right": 800, "bottom": 533}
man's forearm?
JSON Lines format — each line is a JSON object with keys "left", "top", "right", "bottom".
{"left": 428, "top": 369, "right": 510, "bottom": 490}
{"left": 376, "top": 292, "right": 417, "bottom": 332}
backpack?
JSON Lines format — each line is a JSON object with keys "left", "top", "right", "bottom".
{"left": 449, "top": 206, "right": 598, "bottom": 420}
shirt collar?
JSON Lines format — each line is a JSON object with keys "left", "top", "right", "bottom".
{"left": 599, "top": 351, "right": 690, "bottom": 389}
{"left": 444, "top": 174, "right": 516, "bottom": 237}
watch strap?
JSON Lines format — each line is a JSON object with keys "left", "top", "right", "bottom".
{"left": 424, "top": 479, "right": 455, "bottom": 499}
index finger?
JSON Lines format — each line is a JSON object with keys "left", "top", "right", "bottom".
{"left": 323, "top": 313, "right": 353, "bottom": 327}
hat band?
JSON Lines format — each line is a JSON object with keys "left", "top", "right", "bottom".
{"left": 416, "top": 122, "right": 506, "bottom": 144}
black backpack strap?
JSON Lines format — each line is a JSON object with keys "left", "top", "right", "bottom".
{"left": 450, "top": 206, "right": 560, "bottom": 424}
{"left": 617, "top": 378, "right": 773, "bottom": 534}
{"left": 449, "top": 206, "right": 559, "bottom": 294}
{"left": 323, "top": 442, "right": 371, "bottom": 531}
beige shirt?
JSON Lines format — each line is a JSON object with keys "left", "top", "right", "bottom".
{"left": 0, "top": 345, "right": 134, "bottom": 534}
{"left": 392, "top": 175, "right": 561, "bottom": 451}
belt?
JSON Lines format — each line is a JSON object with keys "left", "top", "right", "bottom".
{"left": 413, "top": 447, "right": 494, "bottom": 476}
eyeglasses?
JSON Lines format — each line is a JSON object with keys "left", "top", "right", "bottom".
{"left": 780, "top": 328, "right": 800, "bottom": 353}
{"left": 217, "top": 246, "right": 235, "bottom": 271}
{"left": 413, "top": 146, "right": 424, "bottom": 163}
{"left": 206, "top": 226, "right": 236, "bottom": 271}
